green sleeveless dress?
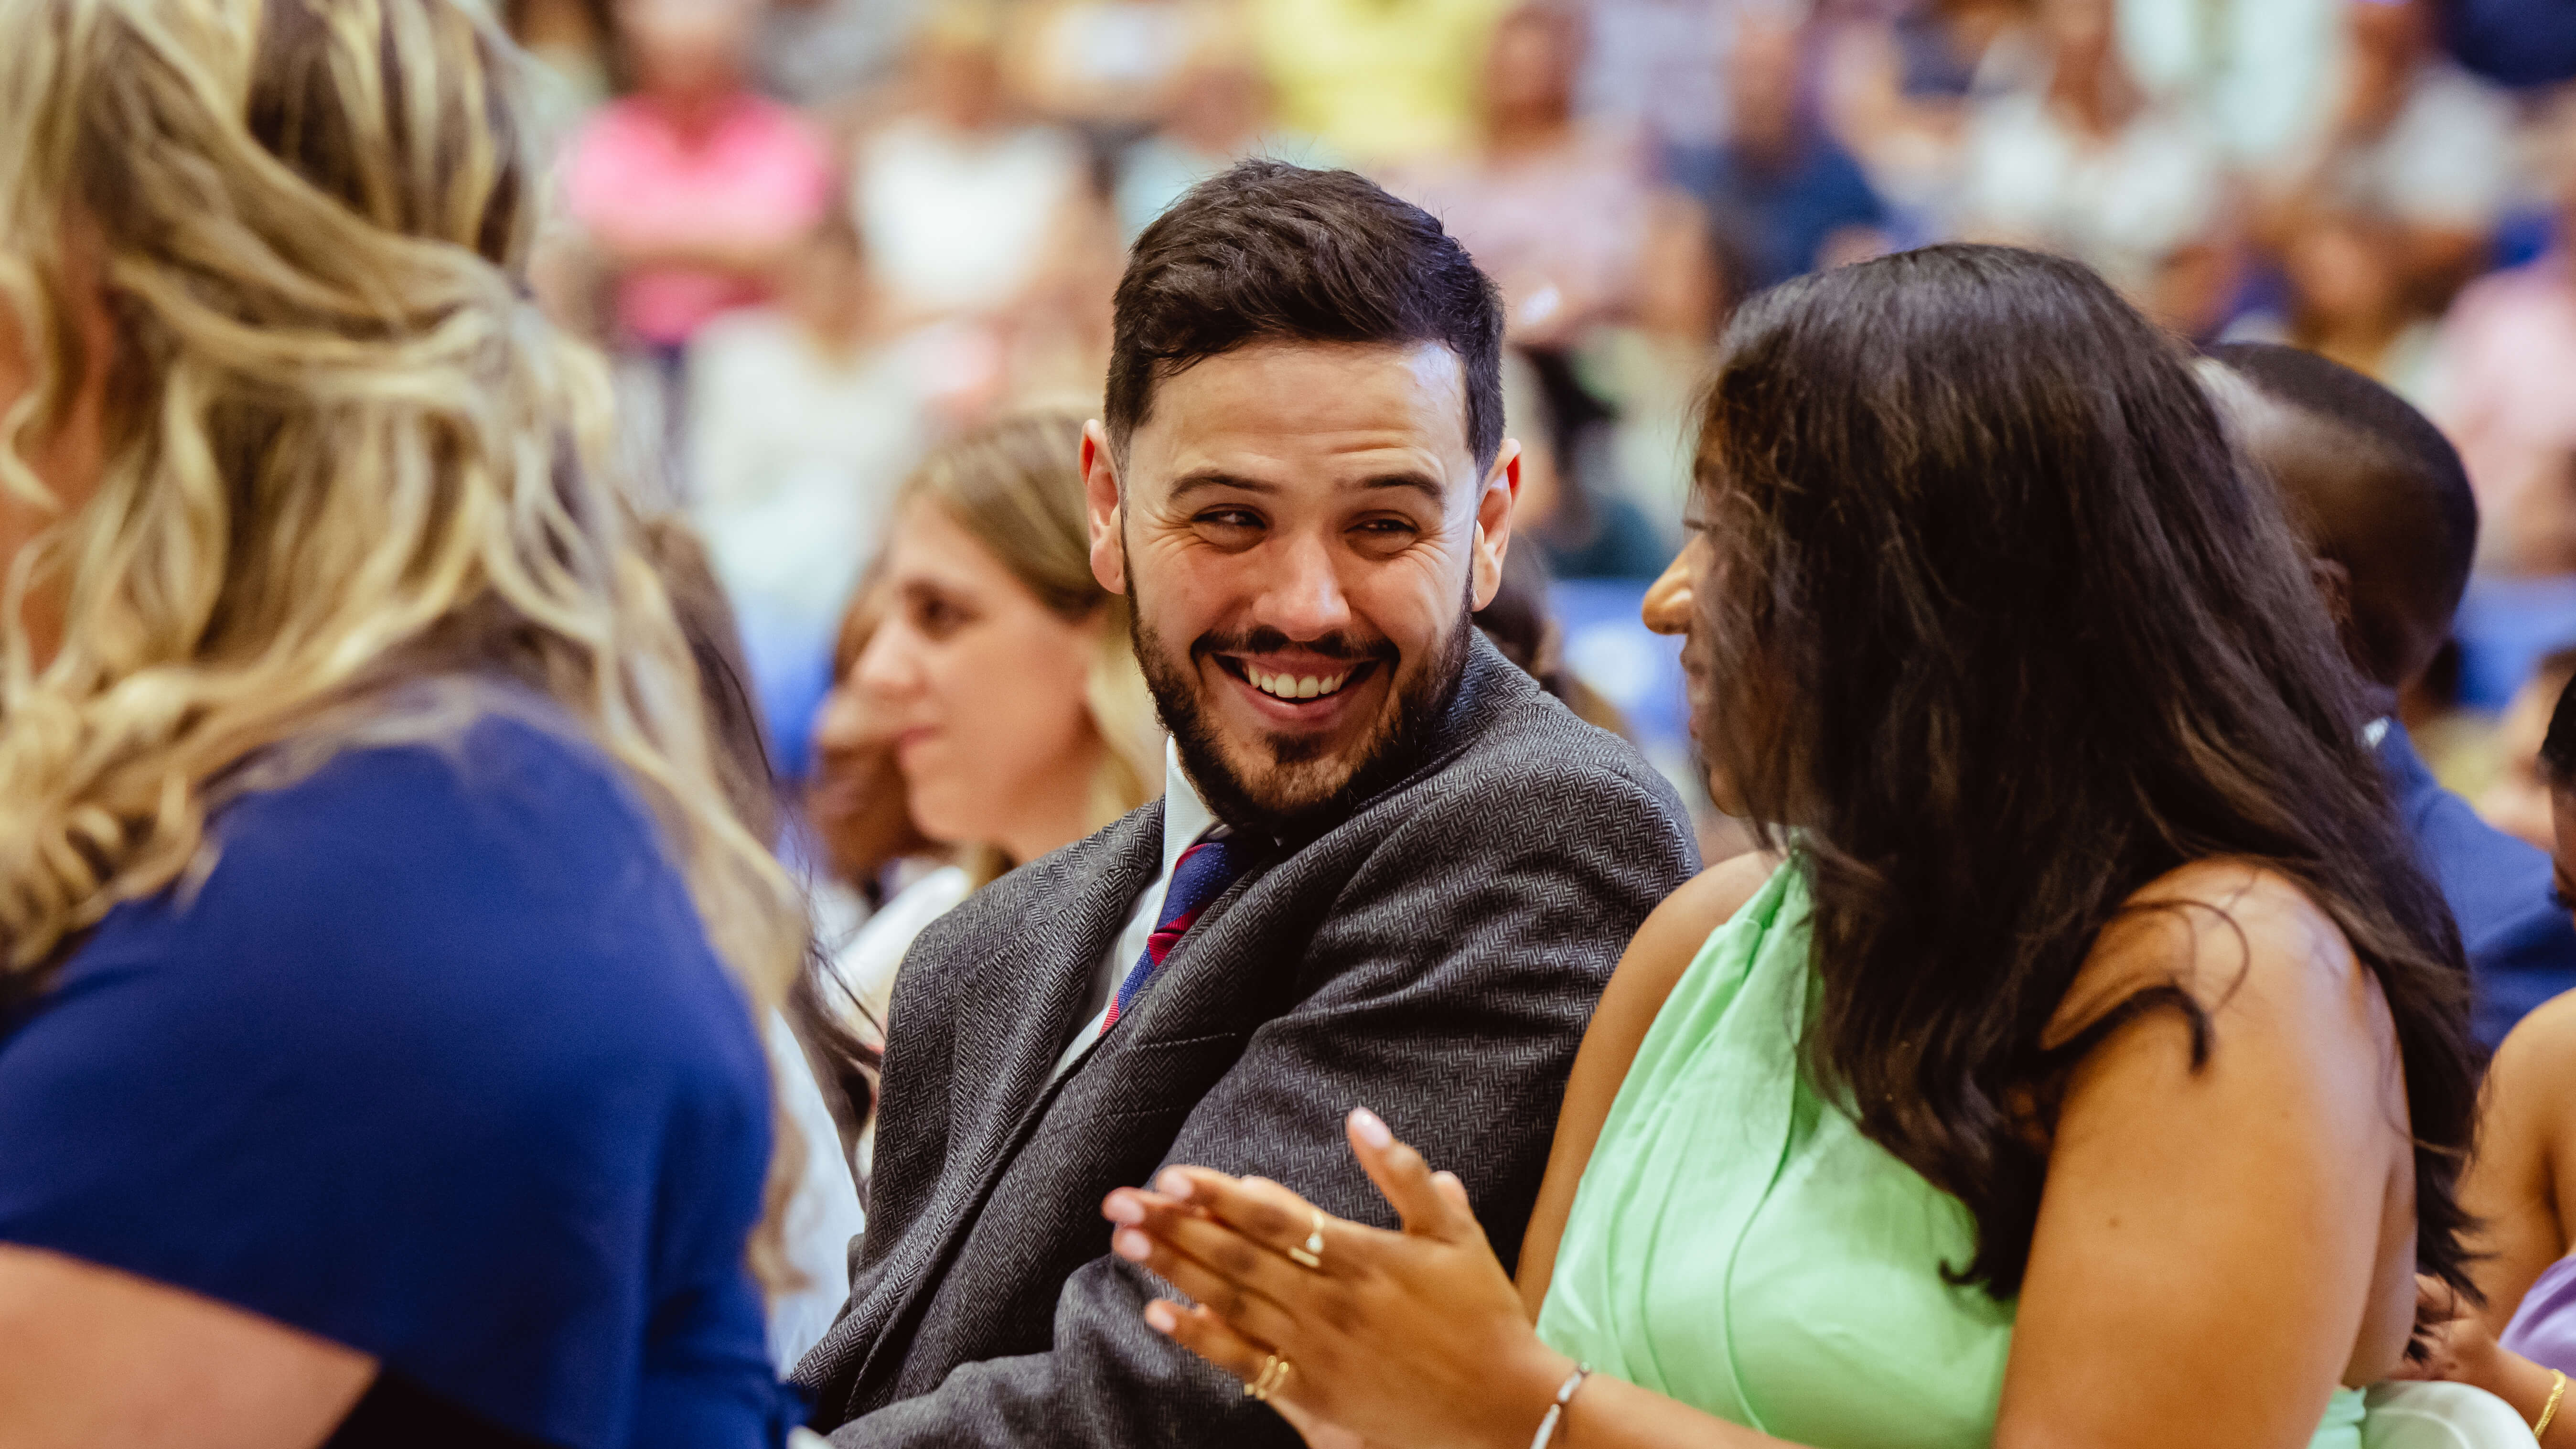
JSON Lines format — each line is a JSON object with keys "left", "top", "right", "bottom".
{"left": 1534, "top": 860, "right": 2369, "bottom": 1449}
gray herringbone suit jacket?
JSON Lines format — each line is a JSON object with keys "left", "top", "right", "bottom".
{"left": 795, "top": 634, "right": 1698, "bottom": 1446}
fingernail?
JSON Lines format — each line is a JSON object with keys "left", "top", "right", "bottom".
{"left": 1350, "top": 1107, "right": 1392, "bottom": 1148}
{"left": 1114, "top": 1229, "right": 1152, "bottom": 1262}
{"left": 1157, "top": 1169, "right": 1193, "bottom": 1199}
{"left": 1145, "top": 1301, "right": 1177, "bottom": 1333}
{"left": 1104, "top": 1193, "right": 1143, "bottom": 1225}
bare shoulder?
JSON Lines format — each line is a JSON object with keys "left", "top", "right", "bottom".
{"left": 2050, "top": 859, "right": 2377, "bottom": 1054}
{"left": 1600, "top": 850, "right": 1783, "bottom": 1020}
{"left": 2494, "top": 987, "right": 2576, "bottom": 1086}
{"left": 2479, "top": 985, "right": 2576, "bottom": 1172}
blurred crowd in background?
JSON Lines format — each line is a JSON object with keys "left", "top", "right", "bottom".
{"left": 504, "top": 0, "right": 2576, "bottom": 859}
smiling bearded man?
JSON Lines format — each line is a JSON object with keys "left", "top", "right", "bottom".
{"left": 793, "top": 160, "right": 1697, "bottom": 1449}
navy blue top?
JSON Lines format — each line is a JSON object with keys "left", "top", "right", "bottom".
{"left": 0, "top": 698, "right": 796, "bottom": 1449}
{"left": 2381, "top": 722, "right": 2576, "bottom": 1048}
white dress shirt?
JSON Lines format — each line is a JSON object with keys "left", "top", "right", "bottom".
{"left": 1051, "top": 741, "right": 1222, "bottom": 1081}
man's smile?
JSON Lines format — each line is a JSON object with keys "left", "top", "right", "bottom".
{"left": 1208, "top": 653, "right": 1386, "bottom": 728}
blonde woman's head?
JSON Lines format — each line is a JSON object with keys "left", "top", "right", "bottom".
{"left": 0, "top": 0, "right": 802, "bottom": 1054}
{"left": 853, "top": 410, "right": 1161, "bottom": 883}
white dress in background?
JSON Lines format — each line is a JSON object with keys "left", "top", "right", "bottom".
{"left": 852, "top": 119, "right": 1086, "bottom": 318}
{"left": 826, "top": 865, "right": 973, "bottom": 1177}
{"left": 764, "top": 1010, "right": 867, "bottom": 1370}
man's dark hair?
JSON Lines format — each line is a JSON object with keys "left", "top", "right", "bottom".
{"left": 1105, "top": 160, "right": 1506, "bottom": 468}
{"left": 2208, "top": 342, "right": 2479, "bottom": 690}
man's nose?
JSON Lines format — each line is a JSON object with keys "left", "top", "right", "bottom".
{"left": 1254, "top": 531, "right": 1355, "bottom": 641}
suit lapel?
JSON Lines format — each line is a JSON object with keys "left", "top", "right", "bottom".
{"left": 948, "top": 808, "right": 1162, "bottom": 1151}
{"left": 842, "top": 808, "right": 1162, "bottom": 1402}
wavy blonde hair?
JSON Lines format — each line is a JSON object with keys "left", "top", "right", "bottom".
{"left": 0, "top": 0, "right": 807, "bottom": 1256}
{"left": 894, "top": 410, "right": 1162, "bottom": 887}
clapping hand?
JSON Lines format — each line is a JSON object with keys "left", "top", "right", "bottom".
{"left": 1100, "top": 1109, "right": 1576, "bottom": 1449}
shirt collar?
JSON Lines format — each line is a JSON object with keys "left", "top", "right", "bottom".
{"left": 1161, "top": 738, "right": 1223, "bottom": 878}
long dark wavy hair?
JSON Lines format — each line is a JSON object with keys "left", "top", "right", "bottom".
{"left": 1692, "top": 245, "right": 2479, "bottom": 1304}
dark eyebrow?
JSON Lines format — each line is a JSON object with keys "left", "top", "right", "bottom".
{"left": 1360, "top": 473, "right": 1448, "bottom": 506}
{"left": 1168, "top": 470, "right": 1278, "bottom": 502}
{"left": 1166, "top": 470, "right": 1450, "bottom": 507}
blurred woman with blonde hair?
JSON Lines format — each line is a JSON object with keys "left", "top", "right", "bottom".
{"left": 815, "top": 409, "right": 1161, "bottom": 1064}
{"left": 0, "top": 0, "right": 808, "bottom": 1443}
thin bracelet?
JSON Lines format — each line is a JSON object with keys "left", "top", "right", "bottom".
{"left": 2537, "top": 1369, "right": 2568, "bottom": 1441}
{"left": 1530, "top": 1363, "right": 1592, "bottom": 1449}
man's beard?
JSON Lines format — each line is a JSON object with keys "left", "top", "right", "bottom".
{"left": 1129, "top": 589, "right": 1475, "bottom": 843}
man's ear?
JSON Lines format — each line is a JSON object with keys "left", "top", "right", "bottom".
{"left": 1082, "top": 419, "right": 1127, "bottom": 596}
{"left": 1470, "top": 438, "right": 1522, "bottom": 611}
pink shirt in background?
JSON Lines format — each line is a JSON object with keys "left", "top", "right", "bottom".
{"left": 564, "top": 93, "right": 832, "bottom": 348}
{"left": 2433, "top": 252, "right": 2576, "bottom": 576}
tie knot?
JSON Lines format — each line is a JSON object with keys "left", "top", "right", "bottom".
{"left": 1158, "top": 836, "right": 1244, "bottom": 932}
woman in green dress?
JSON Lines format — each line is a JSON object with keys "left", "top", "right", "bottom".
{"left": 1098, "top": 244, "right": 2484, "bottom": 1449}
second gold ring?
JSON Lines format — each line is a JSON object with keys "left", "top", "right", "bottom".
{"left": 1245, "top": 1352, "right": 1295, "bottom": 1402}
{"left": 1286, "top": 1207, "right": 1327, "bottom": 1271}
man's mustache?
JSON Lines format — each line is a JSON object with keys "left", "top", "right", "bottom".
{"left": 1190, "top": 627, "right": 1399, "bottom": 664}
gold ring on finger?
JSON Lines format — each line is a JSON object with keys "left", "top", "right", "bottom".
{"left": 1286, "top": 1207, "right": 1326, "bottom": 1271}
{"left": 1245, "top": 1352, "right": 1295, "bottom": 1402}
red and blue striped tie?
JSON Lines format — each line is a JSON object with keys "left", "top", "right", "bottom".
{"left": 1103, "top": 836, "right": 1245, "bottom": 1035}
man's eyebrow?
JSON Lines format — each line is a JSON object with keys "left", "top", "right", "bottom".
{"left": 1360, "top": 472, "right": 1447, "bottom": 505}
{"left": 1168, "top": 470, "right": 1277, "bottom": 501}
{"left": 1164, "top": 469, "right": 1449, "bottom": 504}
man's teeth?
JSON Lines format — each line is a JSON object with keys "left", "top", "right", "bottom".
{"left": 1250, "top": 668, "right": 1350, "bottom": 701}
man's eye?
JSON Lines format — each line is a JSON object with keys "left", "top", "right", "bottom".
{"left": 1350, "top": 518, "right": 1419, "bottom": 550}
{"left": 1198, "top": 509, "right": 1260, "bottom": 528}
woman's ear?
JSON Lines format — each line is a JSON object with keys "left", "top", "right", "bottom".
{"left": 2308, "top": 555, "right": 2353, "bottom": 635}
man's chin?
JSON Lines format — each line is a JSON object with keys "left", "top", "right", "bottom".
{"left": 1178, "top": 721, "right": 1380, "bottom": 837}
{"left": 1132, "top": 608, "right": 1473, "bottom": 840}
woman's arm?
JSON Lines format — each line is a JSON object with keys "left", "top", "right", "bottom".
{"left": 2463, "top": 990, "right": 2576, "bottom": 1331}
{"left": 1515, "top": 851, "right": 1779, "bottom": 1317}
{"left": 0, "top": 1243, "right": 375, "bottom": 1449}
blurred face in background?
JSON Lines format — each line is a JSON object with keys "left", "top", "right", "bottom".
{"left": 918, "top": 39, "right": 1007, "bottom": 131}
{"left": 776, "top": 225, "right": 875, "bottom": 349}
{"left": 2481, "top": 664, "right": 2576, "bottom": 853}
{"left": 1725, "top": 16, "right": 1803, "bottom": 158}
{"left": 2346, "top": 0, "right": 2431, "bottom": 64}
{"left": 1631, "top": 199, "right": 1731, "bottom": 342}
{"left": 1085, "top": 341, "right": 1516, "bottom": 833}
{"left": 856, "top": 498, "right": 1107, "bottom": 864}
{"left": 2039, "top": 0, "right": 2116, "bottom": 68}
{"left": 1482, "top": 8, "right": 1580, "bottom": 127}
{"left": 1166, "top": 57, "right": 1267, "bottom": 153}
{"left": 2287, "top": 212, "right": 2405, "bottom": 333}
{"left": 806, "top": 586, "right": 933, "bottom": 887}
{"left": 619, "top": 0, "right": 752, "bottom": 104}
